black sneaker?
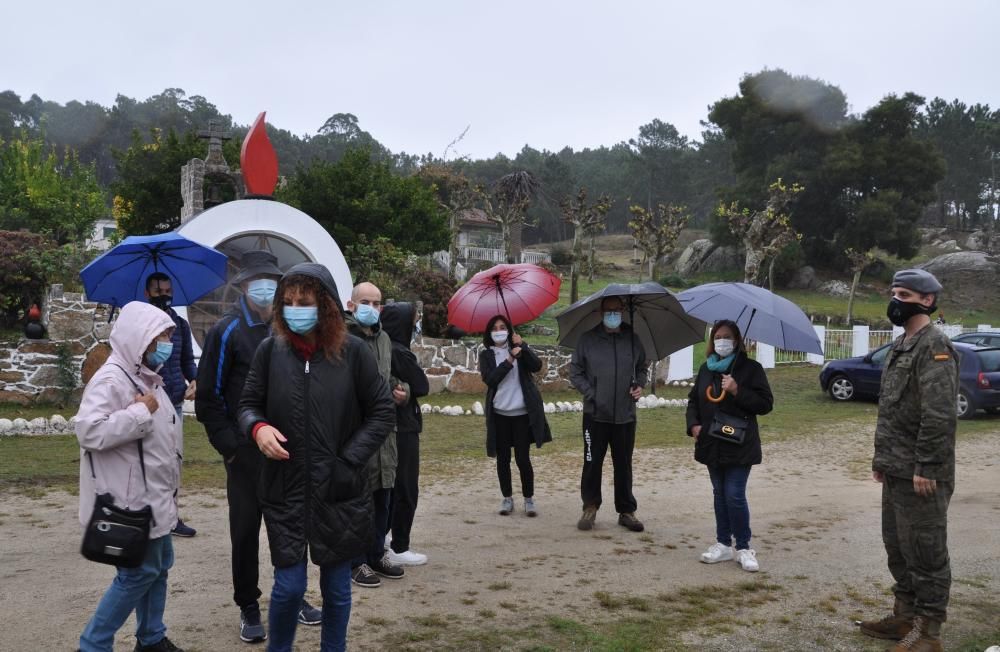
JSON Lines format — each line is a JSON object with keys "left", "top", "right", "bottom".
{"left": 297, "top": 599, "right": 322, "bottom": 626}
{"left": 134, "top": 637, "right": 184, "bottom": 652}
{"left": 239, "top": 603, "right": 266, "bottom": 643}
{"left": 370, "top": 552, "right": 405, "bottom": 579}
{"left": 171, "top": 519, "right": 196, "bottom": 537}
{"left": 351, "top": 563, "right": 381, "bottom": 588}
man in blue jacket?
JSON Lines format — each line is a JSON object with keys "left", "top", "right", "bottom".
{"left": 145, "top": 271, "right": 197, "bottom": 538}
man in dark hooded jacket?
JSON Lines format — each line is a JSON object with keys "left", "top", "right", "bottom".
{"left": 381, "top": 302, "right": 430, "bottom": 566}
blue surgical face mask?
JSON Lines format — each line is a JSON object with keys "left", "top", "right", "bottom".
{"left": 603, "top": 311, "right": 623, "bottom": 330}
{"left": 146, "top": 340, "right": 173, "bottom": 367}
{"left": 284, "top": 306, "right": 318, "bottom": 334}
{"left": 247, "top": 279, "right": 277, "bottom": 308}
{"left": 355, "top": 303, "right": 380, "bottom": 327}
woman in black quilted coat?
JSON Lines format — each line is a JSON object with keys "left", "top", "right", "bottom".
{"left": 239, "top": 263, "right": 394, "bottom": 652}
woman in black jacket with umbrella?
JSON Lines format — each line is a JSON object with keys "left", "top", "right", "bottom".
{"left": 238, "top": 263, "right": 395, "bottom": 652}
{"left": 686, "top": 319, "right": 773, "bottom": 573}
{"left": 479, "top": 314, "right": 552, "bottom": 517}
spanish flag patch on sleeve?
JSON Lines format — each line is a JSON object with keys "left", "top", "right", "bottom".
{"left": 933, "top": 352, "right": 951, "bottom": 361}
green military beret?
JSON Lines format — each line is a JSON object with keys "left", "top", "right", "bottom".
{"left": 891, "top": 268, "right": 942, "bottom": 294}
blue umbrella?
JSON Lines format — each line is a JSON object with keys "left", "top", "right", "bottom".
{"left": 80, "top": 232, "right": 228, "bottom": 307}
{"left": 677, "top": 282, "right": 823, "bottom": 355}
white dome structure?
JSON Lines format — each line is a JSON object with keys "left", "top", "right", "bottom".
{"left": 175, "top": 198, "right": 353, "bottom": 349}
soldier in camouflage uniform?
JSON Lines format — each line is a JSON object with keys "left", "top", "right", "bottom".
{"left": 860, "top": 269, "right": 958, "bottom": 652}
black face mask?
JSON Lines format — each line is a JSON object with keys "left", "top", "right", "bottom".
{"left": 886, "top": 297, "right": 935, "bottom": 326}
{"left": 149, "top": 295, "right": 173, "bottom": 311}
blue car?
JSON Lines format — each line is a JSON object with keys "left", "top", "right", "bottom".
{"left": 819, "top": 341, "right": 1000, "bottom": 419}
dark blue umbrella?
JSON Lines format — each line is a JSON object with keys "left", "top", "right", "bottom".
{"left": 80, "top": 232, "right": 228, "bottom": 307}
{"left": 677, "top": 282, "right": 822, "bottom": 355}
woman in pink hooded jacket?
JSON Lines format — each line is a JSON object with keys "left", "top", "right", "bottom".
{"left": 76, "top": 301, "right": 186, "bottom": 652}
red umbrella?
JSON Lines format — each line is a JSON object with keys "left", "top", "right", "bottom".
{"left": 447, "top": 263, "right": 561, "bottom": 333}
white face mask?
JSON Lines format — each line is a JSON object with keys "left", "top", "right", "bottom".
{"left": 491, "top": 330, "right": 508, "bottom": 345}
{"left": 714, "top": 338, "right": 735, "bottom": 357}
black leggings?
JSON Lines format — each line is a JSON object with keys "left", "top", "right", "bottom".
{"left": 494, "top": 413, "right": 534, "bottom": 498}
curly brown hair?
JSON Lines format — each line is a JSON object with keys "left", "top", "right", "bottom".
{"left": 271, "top": 274, "right": 347, "bottom": 360}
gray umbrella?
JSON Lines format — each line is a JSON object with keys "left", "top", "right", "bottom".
{"left": 676, "top": 282, "right": 823, "bottom": 355}
{"left": 556, "top": 282, "right": 708, "bottom": 362}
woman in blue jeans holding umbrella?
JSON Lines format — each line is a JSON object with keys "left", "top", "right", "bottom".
{"left": 238, "top": 263, "right": 394, "bottom": 652}
{"left": 685, "top": 320, "right": 773, "bottom": 572}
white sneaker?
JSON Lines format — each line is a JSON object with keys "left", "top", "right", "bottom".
{"left": 735, "top": 548, "right": 759, "bottom": 572}
{"left": 386, "top": 549, "right": 428, "bottom": 566}
{"left": 699, "top": 542, "right": 734, "bottom": 564}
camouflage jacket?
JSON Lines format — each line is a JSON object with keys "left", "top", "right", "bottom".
{"left": 873, "top": 324, "right": 958, "bottom": 482}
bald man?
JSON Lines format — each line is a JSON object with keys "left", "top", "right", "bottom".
{"left": 345, "top": 282, "right": 407, "bottom": 588}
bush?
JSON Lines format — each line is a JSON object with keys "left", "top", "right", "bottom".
{"left": 0, "top": 230, "right": 55, "bottom": 328}
{"left": 398, "top": 268, "right": 457, "bottom": 339}
{"left": 549, "top": 244, "right": 572, "bottom": 266}
{"left": 658, "top": 273, "right": 691, "bottom": 289}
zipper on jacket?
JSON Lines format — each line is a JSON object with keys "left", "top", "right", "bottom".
{"left": 613, "top": 333, "right": 618, "bottom": 422}
{"left": 303, "top": 356, "right": 312, "bottom": 545}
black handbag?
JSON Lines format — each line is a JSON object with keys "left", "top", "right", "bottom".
{"left": 80, "top": 364, "right": 154, "bottom": 568}
{"left": 707, "top": 411, "right": 749, "bottom": 445}
{"left": 81, "top": 488, "right": 153, "bottom": 568}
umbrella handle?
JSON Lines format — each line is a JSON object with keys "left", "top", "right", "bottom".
{"left": 705, "top": 385, "right": 727, "bottom": 403}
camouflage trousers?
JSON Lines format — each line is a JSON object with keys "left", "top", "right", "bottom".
{"left": 881, "top": 474, "right": 953, "bottom": 621}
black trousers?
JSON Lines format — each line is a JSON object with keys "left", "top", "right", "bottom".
{"left": 580, "top": 414, "right": 637, "bottom": 513}
{"left": 225, "top": 445, "right": 264, "bottom": 608}
{"left": 494, "top": 413, "right": 534, "bottom": 498}
{"left": 390, "top": 430, "right": 420, "bottom": 553}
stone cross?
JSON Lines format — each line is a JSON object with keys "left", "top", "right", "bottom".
{"left": 198, "top": 119, "right": 232, "bottom": 167}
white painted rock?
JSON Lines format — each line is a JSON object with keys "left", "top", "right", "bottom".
{"left": 572, "top": 401, "right": 583, "bottom": 411}
{"left": 465, "top": 410, "right": 472, "bottom": 416}
{"left": 432, "top": 405, "right": 441, "bottom": 414}
{"left": 544, "top": 403, "right": 555, "bottom": 414}
{"left": 0, "top": 418, "right": 13, "bottom": 434}
{"left": 420, "top": 404, "right": 432, "bottom": 414}
{"left": 13, "top": 418, "right": 29, "bottom": 432}
{"left": 50, "top": 414, "right": 68, "bottom": 431}
{"left": 472, "top": 401, "right": 484, "bottom": 416}
{"left": 29, "top": 417, "right": 48, "bottom": 432}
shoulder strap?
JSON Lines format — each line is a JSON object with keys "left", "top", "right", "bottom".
{"left": 85, "top": 363, "right": 148, "bottom": 489}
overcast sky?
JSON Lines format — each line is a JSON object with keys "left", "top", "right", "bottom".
{"left": 4, "top": 0, "right": 998, "bottom": 159}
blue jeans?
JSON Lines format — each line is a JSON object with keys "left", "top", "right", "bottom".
{"left": 707, "top": 465, "right": 752, "bottom": 550}
{"left": 79, "top": 535, "right": 174, "bottom": 652}
{"left": 268, "top": 559, "right": 351, "bottom": 652}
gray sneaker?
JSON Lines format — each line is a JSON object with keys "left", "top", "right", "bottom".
{"left": 351, "top": 563, "right": 381, "bottom": 588}
{"left": 239, "top": 604, "right": 266, "bottom": 643}
{"left": 499, "top": 496, "right": 514, "bottom": 515}
{"left": 524, "top": 497, "right": 537, "bottom": 517}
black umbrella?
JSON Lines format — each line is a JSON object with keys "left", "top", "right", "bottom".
{"left": 556, "top": 283, "right": 708, "bottom": 365}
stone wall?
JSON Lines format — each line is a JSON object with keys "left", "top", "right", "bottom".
{"left": 413, "top": 336, "right": 671, "bottom": 395}
{"left": 0, "top": 285, "right": 111, "bottom": 405}
{"left": 0, "top": 286, "right": 674, "bottom": 407}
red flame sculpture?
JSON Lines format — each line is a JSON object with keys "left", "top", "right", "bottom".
{"left": 240, "top": 112, "right": 279, "bottom": 196}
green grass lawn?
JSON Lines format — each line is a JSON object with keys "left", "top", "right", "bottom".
{"left": 4, "top": 366, "right": 998, "bottom": 495}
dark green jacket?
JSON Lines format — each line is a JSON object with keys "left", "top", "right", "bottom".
{"left": 873, "top": 324, "right": 958, "bottom": 482}
{"left": 346, "top": 312, "right": 398, "bottom": 489}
